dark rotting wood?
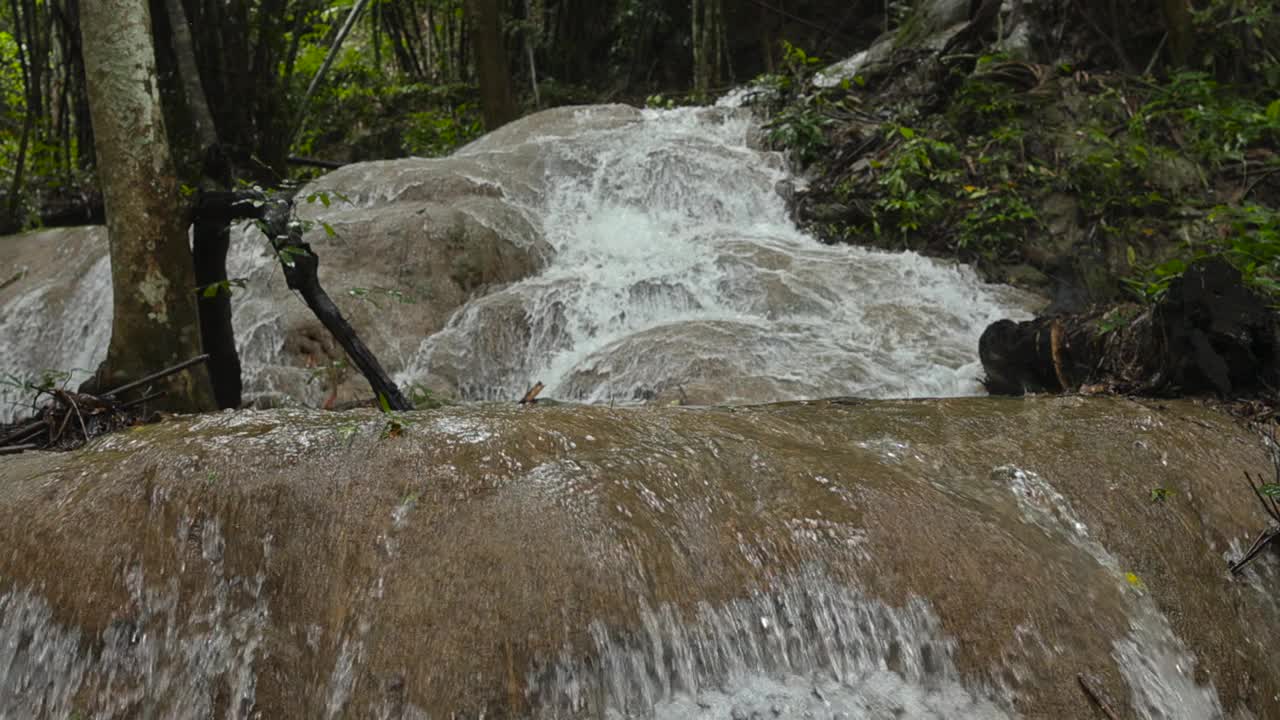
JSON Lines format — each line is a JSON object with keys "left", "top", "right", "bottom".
{"left": 0, "top": 359, "right": 203, "bottom": 454}
{"left": 0, "top": 419, "right": 46, "bottom": 447}
{"left": 1076, "top": 673, "right": 1120, "bottom": 720}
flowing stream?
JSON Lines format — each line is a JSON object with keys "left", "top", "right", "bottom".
{"left": 0, "top": 105, "right": 1253, "bottom": 719}
{"left": 398, "top": 104, "right": 1036, "bottom": 403}
{"left": 1, "top": 104, "right": 1036, "bottom": 417}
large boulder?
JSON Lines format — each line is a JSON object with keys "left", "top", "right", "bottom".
{"left": 0, "top": 398, "right": 1277, "bottom": 718}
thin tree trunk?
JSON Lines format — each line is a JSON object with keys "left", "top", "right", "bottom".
{"left": 523, "top": 0, "right": 539, "bottom": 107}
{"left": 164, "top": 0, "right": 217, "bottom": 149}
{"left": 469, "top": 0, "right": 516, "bottom": 129}
{"left": 5, "top": 112, "right": 32, "bottom": 228}
{"left": 290, "top": 0, "right": 371, "bottom": 150}
{"left": 1162, "top": 0, "right": 1193, "bottom": 68}
{"left": 79, "top": 0, "right": 215, "bottom": 411}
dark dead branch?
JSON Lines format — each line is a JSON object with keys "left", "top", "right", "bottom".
{"left": 260, "top": 192, "right": 412, "bottom": 412}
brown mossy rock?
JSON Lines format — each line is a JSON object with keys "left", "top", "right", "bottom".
{"left": 2, "top": 400, "right": 1279, "bottom": 717}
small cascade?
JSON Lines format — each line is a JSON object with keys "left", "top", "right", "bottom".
{"left": 0, "top": 251, "right": 110, "bottom": 420}
{"left": 404, "top": 106, "right": 1035, "bottom": 403}
{"left": 992, "top": 465, "right": 1223, "bottom": 719}
{"left": 0, "top": 519, "right": 268, "bottom": 719}
{"left": 527, "top": 569, "right": 1012, "bottom": 719}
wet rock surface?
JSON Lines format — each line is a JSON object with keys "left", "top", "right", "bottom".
{"left": 1, "top": 398, "right": 1276, "bottom": 718}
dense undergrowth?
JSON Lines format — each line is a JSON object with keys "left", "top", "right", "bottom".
{"left": 758, "top": 8, "right": 1280, "bottom": 312}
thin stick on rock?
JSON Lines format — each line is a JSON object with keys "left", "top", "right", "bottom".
{"left": 519, "top": 382, "right": 545, "bottom": 405}
{"left": 1077, "top": 673, "right": 1120, "bottom": 720}
{"left": 102, "top": 354, "right": 211, "bottom": 398}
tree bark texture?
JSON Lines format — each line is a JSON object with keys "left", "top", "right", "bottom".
{"left": 79, "top": 0, "right": 215, "bottom": 411}
{"left": 469, "top": 0, "right": 517, "bottom": 130}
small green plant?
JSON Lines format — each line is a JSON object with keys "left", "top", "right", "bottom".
{"left": 1150, "top": 487, "right": 1172, "bottom": 503}
{"left": 870, "top": 127, "right": 960, "bottom": 240}
{"left": 1096, "top": 307, "right": 1138, "bottom": 336}
{"left": 377, "top": 392, "right": 411, "bottom": 439}
{"left": 406, "top": 382, "right": 447, "bottom": 410}
{"left": 335, "top": 421, "right": 360, "bottom": 445}
{"left": 1123, "top": 257, "right": 1189, "bottom": 303}
{"left": 198, "top": 278, "right": 248, "bottom": 298}
{"left": 764, "top": 104, "right": 831, "bottom": 164}
{"left": 347, "top": 286, "right": 414, "bottom": 308}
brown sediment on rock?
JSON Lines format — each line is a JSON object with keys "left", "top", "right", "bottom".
{"left": 0, "top": 398, "right": 1277, "bottom": 718}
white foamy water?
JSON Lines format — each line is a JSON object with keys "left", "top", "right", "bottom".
{"left": 527, "top": 569, "right": 1013, "bottom": 720}
{"left": 1, "top": 105, "right": 1034, "bottom": 417}
{"left": 401, "top": 106, "right": 1036, "bottom": 403}
{"left": 0, "top": 225, "right": 282, "bottom": 422}
{"left": 994, "top": 465, "right": 1224, "bottom": 719}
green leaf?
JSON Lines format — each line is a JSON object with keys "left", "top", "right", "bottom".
{"left": 1126, "top": 245, "right": 1137, "bottom": 267}
{"left": 1153, "top": 258, "right": 1187, "bottom": 277}
{"left": 378, "top": 392, "right": 392, "bottom": 413}
{"left": 1261, "top": 483, "right": 1280, "bottom": 498}
{"left": 898, "top": 126, "right": 915, "bottom": 140}
{"left": 202, "top": 283, "right": 220, "bottom": 298}
{"left": 321, "top": 221, "right": 337, "bottom": 237}
{"left": 1267, "top": 98, "right": 1280, "bottom": 123}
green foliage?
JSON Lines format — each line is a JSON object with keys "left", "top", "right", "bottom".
{"left": 1095, "top": 306, "right": 1138, "bottom": 335}
{"left": 1150, "top": 487, "right": 1172, "bottom": 503}
{"left": 198, "top": 278, "right": 248, "bottom": 298}
{"left": 1190, "top": 0, "right": 1280, "bottom": 87}
{"left": 403, "top": 103, "right": 484, "bottom": 157}
{"left": 764, "top": 104, "right": 830, "bottom": 165}
{"left": 871, "top": 127, "right": 960, "bottom": 240}
{"left": 1123, "top": 257, "right": 1186, "bottom": 302}
{"left": 1132, "top": 72, "right": 1280, "bottom": 168}
{"left": 948, "top": 58, "right": 1032, "bottom": 132}
{"left": 955, "top": 184, "right": 1038, "bottom": 260}
{"left": 377, "top": 392, "right": 411, "bottom": 439}
{"left": 406, "top": 382, "right": 447, "bottom": 410}
{"left": 1207, "top": 203, "right": 1280, "bottom": 298}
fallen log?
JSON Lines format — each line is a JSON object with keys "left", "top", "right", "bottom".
{"left": 981, "top": 258, "right": 1280, "bottom": 398}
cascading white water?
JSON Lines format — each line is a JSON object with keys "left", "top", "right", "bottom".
{"left": 526, "top": 569, "right": 1013, "bottom": 719}
{"left": 401, "top": 105, "right": 1036, "bottom": 403}
{"left": 0, "top": 104, "right": 1035, "bottom": 418}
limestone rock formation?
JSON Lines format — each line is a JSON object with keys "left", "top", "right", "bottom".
{"left": 0, "top": 398, "right": 1276, "bottom": 717}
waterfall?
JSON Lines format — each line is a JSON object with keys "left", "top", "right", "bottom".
{"left": 0, "top": 104, "right": 1035, "bottom": 420}
{"left": 400, "top": 105, "right": 1036, "bottom": 403}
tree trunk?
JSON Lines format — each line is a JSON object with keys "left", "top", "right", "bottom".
{"left": 469, "top": 0, "right": 516, "bottom": 130}
{"left": 1162, "top": 0, "right": 1193, "bottom": 69}
{"left": 79, "top": 0, "right": 215, "bottom": 411}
